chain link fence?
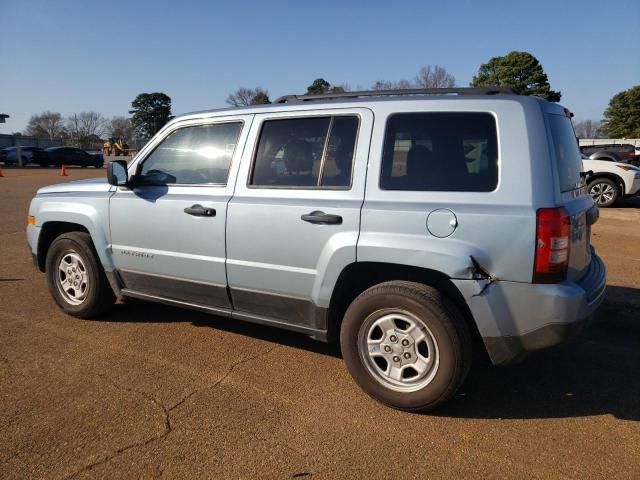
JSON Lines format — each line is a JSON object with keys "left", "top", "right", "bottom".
{"left": 0, "top": 134, "right": 63, "bottom": 149}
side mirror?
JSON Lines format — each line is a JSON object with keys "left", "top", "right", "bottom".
{"left": 107, "top": 160, "right": 129, "bottom": 187}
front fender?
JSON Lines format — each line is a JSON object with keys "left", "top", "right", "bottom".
{"left": 33, "top": 195, "right": 114, "bottom": 270}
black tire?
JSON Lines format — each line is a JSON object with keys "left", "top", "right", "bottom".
{"left": 45, "top": 232, "right": 115, "bottom": 318}
{"left": 588, "top": 178, "right": 619, "bottom": 207}
{"left": 340, "top": 281, "right": 471, "bottom": 412}
{"left": 95, "top": 162, "right": 104, "bottom": 169}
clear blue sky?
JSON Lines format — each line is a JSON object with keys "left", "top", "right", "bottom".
{"left": 1, "top": 0, "right": 638, "bottom": 134}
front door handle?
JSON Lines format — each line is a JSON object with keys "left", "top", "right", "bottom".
{"left": 301, "top": 210, "right": 342, "bottom": 225}
{"left": 184, "top": 204, "right": 216, "bottom": 217}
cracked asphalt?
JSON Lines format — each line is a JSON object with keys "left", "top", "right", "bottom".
{"left": 1, "top": 168, "right": 639, "bottom": 479}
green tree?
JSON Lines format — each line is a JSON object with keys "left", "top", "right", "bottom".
{"left": 306, "top": 78, "right": 331, "bottom": 95}
{"left": 226, "top": 87, "right": 271, "bottom": 106}
{"left": 471, "top": 51, "right": 561, "bottom": 102}
{"left": 601, "top": 85, "right": 640, "bottom": 138}
{"left": 129, "top": 92, "right": 172, "bottom": 139}
{"left": 305, "top": 78, "right": 348, "bottom": 95}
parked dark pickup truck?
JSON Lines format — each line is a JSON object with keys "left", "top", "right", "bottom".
{"left": 580, "top": 143, "right": 639, "bottom": 166}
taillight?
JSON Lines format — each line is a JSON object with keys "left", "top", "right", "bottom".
{"left": 533, "top": 207, "right": 570, "bottom": 283}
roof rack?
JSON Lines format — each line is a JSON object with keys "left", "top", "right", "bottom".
{"left": 274, "top": 87, "right": 519, "bottom": 103}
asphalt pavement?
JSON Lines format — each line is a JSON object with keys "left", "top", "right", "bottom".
{"left": 1, "top": 167, "right": 638, "bottom": 479}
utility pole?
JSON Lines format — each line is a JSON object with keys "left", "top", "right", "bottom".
{"left": 16, "top": 137, "right": 22, "bottom": 168}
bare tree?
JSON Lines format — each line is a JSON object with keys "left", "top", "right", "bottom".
{"left": 24, "top": 111, "right": 66, "bottom": 140}
{"left": 414, "top": 65, "right": 456, "bottom": 88}
{"left": 371, "top": 65, "right": 455, "bottom": 92}
{"left": 371, "top": 79, "right": 413, "bottom": 90}
{"left": 108, "top": 116, "right": 135, "bottom": 142}
{"left": 371, "top": 80, "right": 394, "bottom": 90}
{"left": 573, "top": 120, "right": 602, "bottom": 139}
{"left": 66, "top": 111, "right": 107, "bottom": 147}
{"left": 226, "top": 87, "right": 271, "bottom": 106}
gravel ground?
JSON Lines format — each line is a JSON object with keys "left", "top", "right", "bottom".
{"left": 1, "top": 167, "right": 638, "bottom": 479}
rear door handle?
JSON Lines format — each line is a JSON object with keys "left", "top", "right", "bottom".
{"left": 184, "top": 204, "right": 216, "bottom": 217}
{"left": 301, "top": 210, "right": 342, "bottom": 225}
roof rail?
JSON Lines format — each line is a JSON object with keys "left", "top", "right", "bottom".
{"left": 274, "top": 87, "right": 519, "bottom": 103}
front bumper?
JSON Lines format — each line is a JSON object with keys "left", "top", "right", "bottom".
{"left": 27, "top": 224, "right": 42, "bottom": 270}
{"left": 454, "top": 251, "right": 607, "bottom": 365}
{"left": 626, "top": 175, "right": 640, "bottom": 196}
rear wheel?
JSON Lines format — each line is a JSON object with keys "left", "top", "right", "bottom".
{"left": 588, "top": 178, "right": 619, "bottom": 207}
{"left": 45, "top": 232, "right": 115, "bottom": 318}
{"left": 340, "top": 281, "right": 471, "bottom": 412}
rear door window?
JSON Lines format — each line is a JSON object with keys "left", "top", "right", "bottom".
{"left": 250, "top": 115, "right": 359, "bottom": 188}
{"left": 547, "top": 114, "right": 582, "bottom": 192}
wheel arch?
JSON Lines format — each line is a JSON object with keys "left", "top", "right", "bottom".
{"left": 326, "top": 262, "right": 486, "bottom": 359}
{"left": 36, "top": 221, "right": 90, "bottom": 272}
{"left": 587, "top": 172, "right": 625, "bottom": 195}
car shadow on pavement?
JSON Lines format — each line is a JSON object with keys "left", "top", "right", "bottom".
{"left": 97, "top": 300, "right": 342, "bottom": 358}
{"left": 438, "top": 285, "right": 640, "bottom": 421}
{"left": 95, "top": 285, "right": 638, "bottom": 420}
{"left": 617, "top": 197, "right": 640, "bottom": 208}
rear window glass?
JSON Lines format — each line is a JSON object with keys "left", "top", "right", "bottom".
{"left": 548, "top": 114, "right": 582, "bottom": 192}
{"left": 380, "top": 113, "right": 498, "bottom": 192}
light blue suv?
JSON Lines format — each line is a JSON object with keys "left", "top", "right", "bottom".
{"left": 27, "top": 88, "right": 606, "bottom": 411}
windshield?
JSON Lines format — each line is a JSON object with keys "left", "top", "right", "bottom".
{"left": 548, "top": 114, "right": 582, "bottom": 192}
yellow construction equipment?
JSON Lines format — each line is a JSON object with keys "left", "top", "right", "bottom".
{"left": 102, "top": 138, "right": 129, "bottom": 156}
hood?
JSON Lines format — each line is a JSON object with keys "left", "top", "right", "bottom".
{"left": 37, "top": 177, "right": 112, "bottom": 195}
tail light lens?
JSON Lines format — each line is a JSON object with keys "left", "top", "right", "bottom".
{"left": 533, "top": 207, "right": 570, "bottom": 283}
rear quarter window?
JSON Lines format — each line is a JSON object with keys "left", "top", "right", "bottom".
{"left": 548, "top": 114, "right": 582, "bottom": 192}
{"left": 380, "top": 112, "right": 498, "bottom": 192}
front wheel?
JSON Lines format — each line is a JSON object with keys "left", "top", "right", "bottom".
{"left": 45, "top": 232, "right": 115, "bottom": 318}
{"left": 588, "top": 178, "right": 619, "bottom": 207}
{"left": 340, "top": 281, "right": 471, "bottom": 412}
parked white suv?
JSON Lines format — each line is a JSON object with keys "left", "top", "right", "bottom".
{"left": 583, "top": 155, "right": 640, "bottom": 207}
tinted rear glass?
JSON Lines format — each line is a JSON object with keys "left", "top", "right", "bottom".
{"left": 380, "top": 113, "right": 498, "bottom": 192}
{"left": 547, "top": 114, "right": 582, "bottom": 192}
{"left": 250, "top": 115, "right": 359, "bottom": 188}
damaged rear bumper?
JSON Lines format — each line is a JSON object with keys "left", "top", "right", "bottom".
{"left": 453, "top": 252, "right": 607, "bottom": 365}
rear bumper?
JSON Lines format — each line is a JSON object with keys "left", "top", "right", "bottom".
{"left": 482, "top": 309, "right": 594, "bottom": 365}
{"left": 454, "top": 251, "right": 607, "bottom": 365}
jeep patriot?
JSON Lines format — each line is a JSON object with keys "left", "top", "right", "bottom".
{"left": 27, "top": 88, "right": 606, "bottom": 410}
